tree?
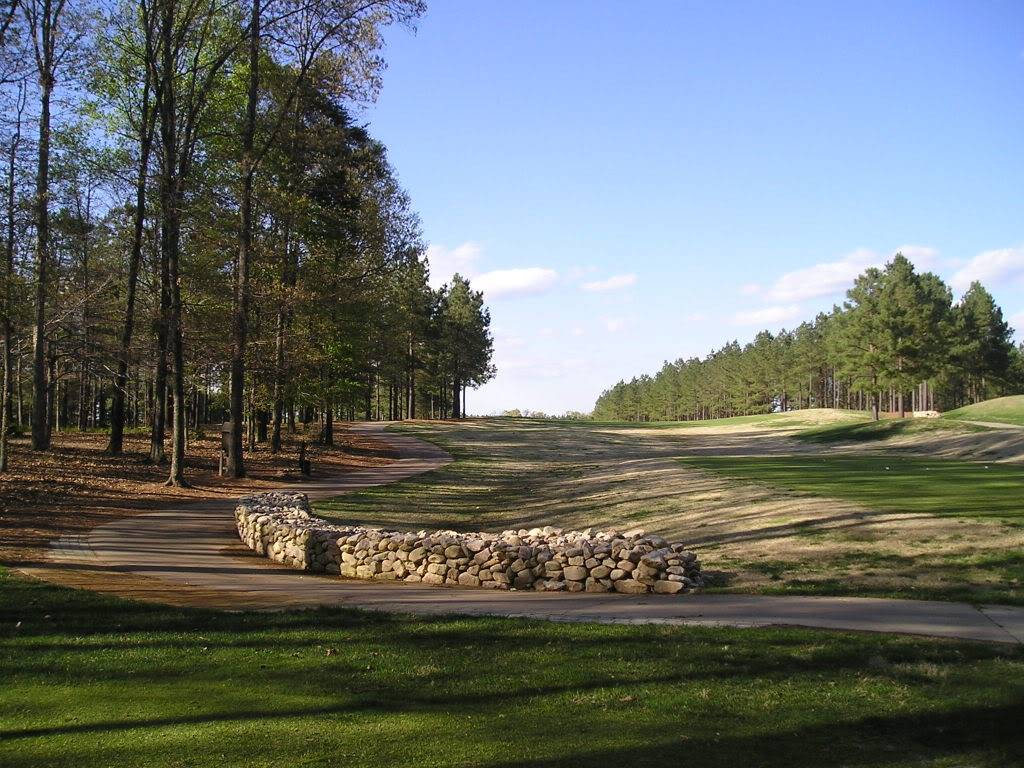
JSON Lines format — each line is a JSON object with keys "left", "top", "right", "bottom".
{"left": 593, "top": 254, "right": 1016, "bottom": 421}
{"left": 951, "top": 281, "right": 1013, "bottom": 403}
{"left": 23, "top": 0, "right": 89, "bottom": 449}
{"left": 439, "top": 274, "right": 493, "bottom": 418}
{"left": 0, "top": 82, "right": 26, "bottom": 471}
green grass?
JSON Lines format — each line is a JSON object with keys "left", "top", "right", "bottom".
{"left": 944, "top": 395, "right": 1024, "bottom": 428}
{"left": 680, "top": 454, "right": 1024, "bottom": 604}
{"left": 2, "top": 568, "right": 1023, "bottom": 767}
{"left": 680, "top": 455, "right": 1024, "bottom": 519}
{"left": 796, "top": 417, "right": 989, "bottom": 443}
{"left": 586, "top": 409, "right": 870, "bottom": 430}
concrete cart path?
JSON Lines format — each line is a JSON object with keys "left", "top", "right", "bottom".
{"left": 22, "top": 424, "right": 1024, "bottom": 646}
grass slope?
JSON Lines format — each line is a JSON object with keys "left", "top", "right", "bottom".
{"left": 590, "top": 409, "right": 869, "bottom": 430}
{"left": 681, "top": 455, "right": 1024, "bottom": 603}
{"left": 796, "top": 418, "right": 987, "bottom": 444}
{"left": 2, "top": 568, "right": 1023, "bottom": 767}
{"left": 944, "top": 395, "right": 1024, "bottom": 427}
{"left": 681, "top": 455, "right": 1024, "bottom": 518}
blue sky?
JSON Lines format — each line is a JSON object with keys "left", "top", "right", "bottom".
{"left": 359, "top": 0, "right": 1024, "bottom": 414}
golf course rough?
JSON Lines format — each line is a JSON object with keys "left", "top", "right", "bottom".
{"left": 235, "top": 491, "right": 704, "bottom": 594}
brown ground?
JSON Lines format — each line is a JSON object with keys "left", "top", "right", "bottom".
{"left": 0, "top": 426, "right": 394, "bottom": 565}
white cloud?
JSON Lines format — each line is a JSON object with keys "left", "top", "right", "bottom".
{"left": 582, "top": 273, "right": 637, "bottom": 292}
{"left": 766, "top": 249, "right": 878, "bottom": 302}
{"left": 495, "top": 334, "right": 526, "bottom": 349}
{"left": 1009, "top": 310, "right": 1024, "bottom": 339}
{"left": 605, "top": 317, "right": 626, "bottom": 332}
{"left": 570, "top": 326, "right": 585, "bottom": 337}
{"left": 950, "top": 247, "right": 1024, "bottom": 292}
{"left": 426, "top": 241, "right": 559, "bottom": 299}
{"left": 739, "top": 283, "right": 762, "bottom": 296}
{"left": 732, "top": 304, "right": 802, "bottom": 326}
{"left": 425, "top": 242, "right": 481, "bottom": 289}
{"left": 474, "top": 267, "right": 558, "bottom": 298}
{"left": 763, "top": 245, "right": 940, "bottom": 303}
{"left": 895, "top": 244, "right": 940, "bottom": 270}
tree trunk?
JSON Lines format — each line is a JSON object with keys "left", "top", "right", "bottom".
{"left": 0, "top": 89, "right": 22, "bottom": 472}
{"left": 323, "top": 398, "right": 333, "bottom": 445}
{"left": 227, "top": 0, "right": 260, "bottom": 478}
{"left": 270, "top": 230, "right": 294, "bottom": 453}
{"left": 30, "top": 9, "right": 54, "bottom": 451}
{"left": 407, "top": 333, "right": 415, "bottom": 419}
{"left": 109, "top": 81, "right": 153, "bottom": 453}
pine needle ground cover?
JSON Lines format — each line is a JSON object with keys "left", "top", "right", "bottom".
{"left": 2, "top": 568, "right": 1023, "bottom": 768}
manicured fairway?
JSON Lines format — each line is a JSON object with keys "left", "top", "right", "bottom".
{"left": 680, "top": 455, "right": 1024, "bottom": 519}
{"left": 1, "top": 569, "right": 1023, "bottom": 768}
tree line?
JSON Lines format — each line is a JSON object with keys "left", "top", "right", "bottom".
{"left": 594, "top": 254, "right": 1023, "bottom": 422}
{"left": 0, "top": 0, "right": 495, "bottom": 482}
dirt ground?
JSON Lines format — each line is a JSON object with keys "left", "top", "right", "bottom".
{"left": 0, "top": 426, "right": 394, "bottom": 565}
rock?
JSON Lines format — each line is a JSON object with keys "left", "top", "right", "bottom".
{"left": 563, "top": 565, "right": 587, "bottom": 581}
{"left": 637, "top": 563, "right": 661, "bottom": 579}
{"left": 653, "top": 580, "right": 685, "bottom": 594}
{"left": 235, "top": 492, "right": 703, "bottom": 598}
{"left": 613, "top": 579, "right": 649, "bottom": 594}
{"left": 513, "top": 571, "right": 535, "bottom": 588}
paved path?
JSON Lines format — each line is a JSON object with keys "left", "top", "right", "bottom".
{"left": 22, "top": 424, "right": 1024, "bottom": 645}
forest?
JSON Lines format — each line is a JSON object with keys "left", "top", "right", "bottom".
{"left": 0, "top": 0, "right": 495, "bottom": 483}
{"left": 594, "top": 254, "right": 1024, "bottom": 422}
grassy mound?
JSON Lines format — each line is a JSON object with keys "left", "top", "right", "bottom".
{"left": 943, "top": 395, "right": 1024, "bottom": 427}
{"left": 594, "top": 408, "right": 869, "bottom": 430}
{"left": 681, "top": 455, "right": 1024, "bottom": 519}
{"left": 796, "top": 417, "right": 985, "bottom": 444}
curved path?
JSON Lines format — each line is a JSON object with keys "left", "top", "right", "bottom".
{"left": 20, "top": 424, "right": 1024, "bottom": 645}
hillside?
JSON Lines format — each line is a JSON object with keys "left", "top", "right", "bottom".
{"left": 943, "top": 396, "right": 1024, "bottom": 428}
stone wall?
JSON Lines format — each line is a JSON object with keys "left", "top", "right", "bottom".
{"left": 235, "top": 491, "right": 703, "bottom": 595}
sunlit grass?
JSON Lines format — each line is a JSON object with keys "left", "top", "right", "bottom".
{"left": 944, "top": 395, "right": 1024, "bottom": 428}
{"left": 680, "top": 455, "right": 1024, "bottom": 519}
